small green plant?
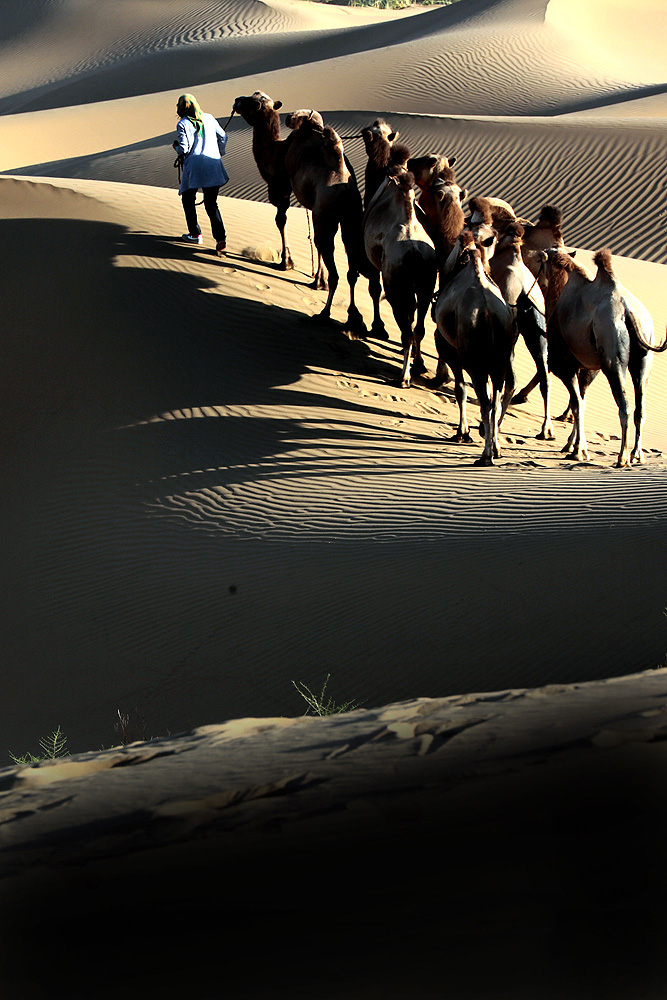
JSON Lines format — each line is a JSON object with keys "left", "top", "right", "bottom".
{"left": 292, "top": 673, "right": 362, "bottom": 716}
{"left": 9, "top": 725, "right": 70, "bottom": 765}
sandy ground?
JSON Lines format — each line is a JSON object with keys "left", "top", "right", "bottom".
{"left": 1, "top": 0, "right": 667, "bottom": 994}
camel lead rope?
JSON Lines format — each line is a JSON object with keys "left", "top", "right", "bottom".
{"left": 306, "top": 208, "right": 315, "bottom": 278}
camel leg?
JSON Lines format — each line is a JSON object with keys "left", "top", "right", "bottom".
{"left": 498, "top": 355, "right": 516, "bottom": 428}
{"left": 519, "top": 315, "right": 554, "bottom": 439}
{"left": 312, "top": 220, "right": 338, "bottom": 322}
{"left": 471, "top": 371, "right": 495, "bottom": 466}
{"left": 268, "top": 187, "right": 294, "bottom": 271}
{"left": 602, "top": 358, "right": 630, "bottom": 467}
{"left": 452, "top": 365, "right": 470, "bottom": 443}
{"left": 367, "top": 269, "right": 388, "bottom": 340}
{"left": 629, "top": 350, "right": 652, "bottom": 465}
{"left": 344, "top": 261, "right": 368, "bottom": 338}
{"left": 391, "top": 298, "right": 417, "bottom": 388}
{"left": 512, "top": 371, "right": 539, "bottom": 405}
{"left": 309, "top": 251, "right": 327, "bottom": 291}
{"left": 560, "top": 378, "right": 589, "bottom": 461}
{"left": 340, "top": 214, "right": 368, "bottom": 338}
{"left": 411, "top": 270, "right": 436, "bottom": 378}
{"left": 432, "top": 327, "right": 454, "bottom": 388}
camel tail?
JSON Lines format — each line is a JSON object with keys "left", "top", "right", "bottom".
{"left": 626, "top": 308, "right": 667, "bottom": 353}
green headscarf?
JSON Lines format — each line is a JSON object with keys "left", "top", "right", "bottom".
{"left": 176, "top": 93, "right": 204, "bottom": 134}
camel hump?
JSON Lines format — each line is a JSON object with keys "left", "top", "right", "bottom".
{"left": 538, "top": 204, "right": 562, "bottom": 227}
{"left": 468, "top": 196, "right": 494, "bottom": 225}
{"left": 390, "top": 142, "right": 411, "bottom": 168}
{"left": 502, "top": 220, "right": 524, "bottom": 244}
{"left": 593, "top": 248, "right": 615, "bottom": 279}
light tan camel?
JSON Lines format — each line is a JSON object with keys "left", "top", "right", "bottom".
{"left": 232, "top": 92, "right": 293, "bottom": 270}
{"left": 363, "top": 169, "right": 437, "bottom": 387}
{"left": 543, "top": 248, "right": 667, "bottom": 466}
{"left": 284, "top": 108, "right": 368, "bottom": 336}
{"left": 433, "top": 230, "right": 516, "bottom": 465}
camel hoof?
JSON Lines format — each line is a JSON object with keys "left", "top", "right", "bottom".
{"left": 280, "top": 257, "right": 295, "bottom": 271}
{"left": 449, "top": 432, "right": 472, "bottom": 443}
{"left": 370, "top": 323, "right": 390, "bottom": 341}
{"left": 511, "top": 392, "right": 529, "bottom": 405}
{"left": 474, "top": 455, "right": 494, "bottom": 467}
{"left": 309, "top": 276, "right": 327, "bottom": 291}
{"left": 411, "top": 358, "right": 427, "bottom": 376}
{"left": 555, "top": 410, "right": 573, "bottom": 422}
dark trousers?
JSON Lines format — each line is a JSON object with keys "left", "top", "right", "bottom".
{"left": 181, "top": 187, "right": 226, "bottom": 242}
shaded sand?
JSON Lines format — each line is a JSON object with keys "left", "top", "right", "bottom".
{"left": 4, "top": 668, "right": 667, "bottom": 997}
{"left": 2, "top": 175, "right": 666, "bottom": 763}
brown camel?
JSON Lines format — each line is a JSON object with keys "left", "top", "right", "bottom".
{"left": 363, "top": 169, "right": 437, "bottom": 387}
{"left": 232, "top": 91, "right": 293, "bottom": 270}
{"left": 511, "top": 204, "right": 570, "bottom": 409}
{"left": 543, "top": 248, "right": 667, "bottom": 466}
{"left": 433, "top": 230, "right": 517, "bottom": 465}
{"left": 361, "top": 119, "right": 411, "bottom": 210}
{"left": 406, "top": 155, "right": 466, "bottom": 274}
{"left": 488, "top": 221, "right": 553, "bottom": 440}
{"left": 443, "top": 195, "right": 498, "bottom": 275}
{"left": 283, "top": 108, "right": 368, "bottom": 336}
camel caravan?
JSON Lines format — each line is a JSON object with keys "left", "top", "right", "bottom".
{"left": 232, "top": 91, "right": 666, "bottom": 467}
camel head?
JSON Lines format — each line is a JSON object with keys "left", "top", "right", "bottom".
{"left": 361, "top": 119, "right": 399, "bottom": 160}
{"left": 494, "top": 220, "right": 525, "bottom": 254}
{"left": 362, "top": 119, "right": 398, "bottom": 146}
{"left": 233, "top": 91, "right": 283, "bottom": 124}
{"left": 407, "top": 154, "right": 457, "bottom": 190}
{"left": 432, "top": 177, "right": 467, "bottom": 209}
{"left": 285, "top": 108, "right": 325, "bottom": 132}
{"left": 540, "top": 248, "right": 589, "bottom": 310}
{"left": 386, "top": 167, "right": 417, "bottom": 204}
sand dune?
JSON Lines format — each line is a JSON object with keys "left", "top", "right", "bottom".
{"left": 1, "top": 0, "right": 667, "bottom": 761}
{"left": 2, "top": 0, "right": 667, "bottom": 993}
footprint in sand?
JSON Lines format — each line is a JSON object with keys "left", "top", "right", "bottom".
{"left": 256, "top": 283, "right": 271, "bottom": 291}
{"left": 219, "top": 266, "right": 236, "bottom": 275}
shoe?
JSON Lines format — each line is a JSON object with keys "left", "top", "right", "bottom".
{"left": 181, "top": 233, "right": 202, "bottom": 245}
{"left": 216, "top": 240, "right": 227, "bottom": 257}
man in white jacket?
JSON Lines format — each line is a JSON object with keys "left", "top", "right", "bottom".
{"left": 173, "top": 93, "right": 229, "bottom": 256}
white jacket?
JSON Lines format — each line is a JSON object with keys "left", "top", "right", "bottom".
{"left": 175, "top": 112, "right": 229, "bottom": 193}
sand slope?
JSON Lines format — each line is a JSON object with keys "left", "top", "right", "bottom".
{"left": 1, "top": 0, "right": 666, "bottom": 760}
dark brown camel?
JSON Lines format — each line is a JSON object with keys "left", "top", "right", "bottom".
{"left": 283, "top": 108, "right": 368, "bottom": 336}
{"left": 406, "top": 155, "right": 466, "bottom": 275}
{"left": 232, "top": 91, "right": 293, "bottom": 270}
{"left": 432, "top": 230, "right": 517, "bottom": 465}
